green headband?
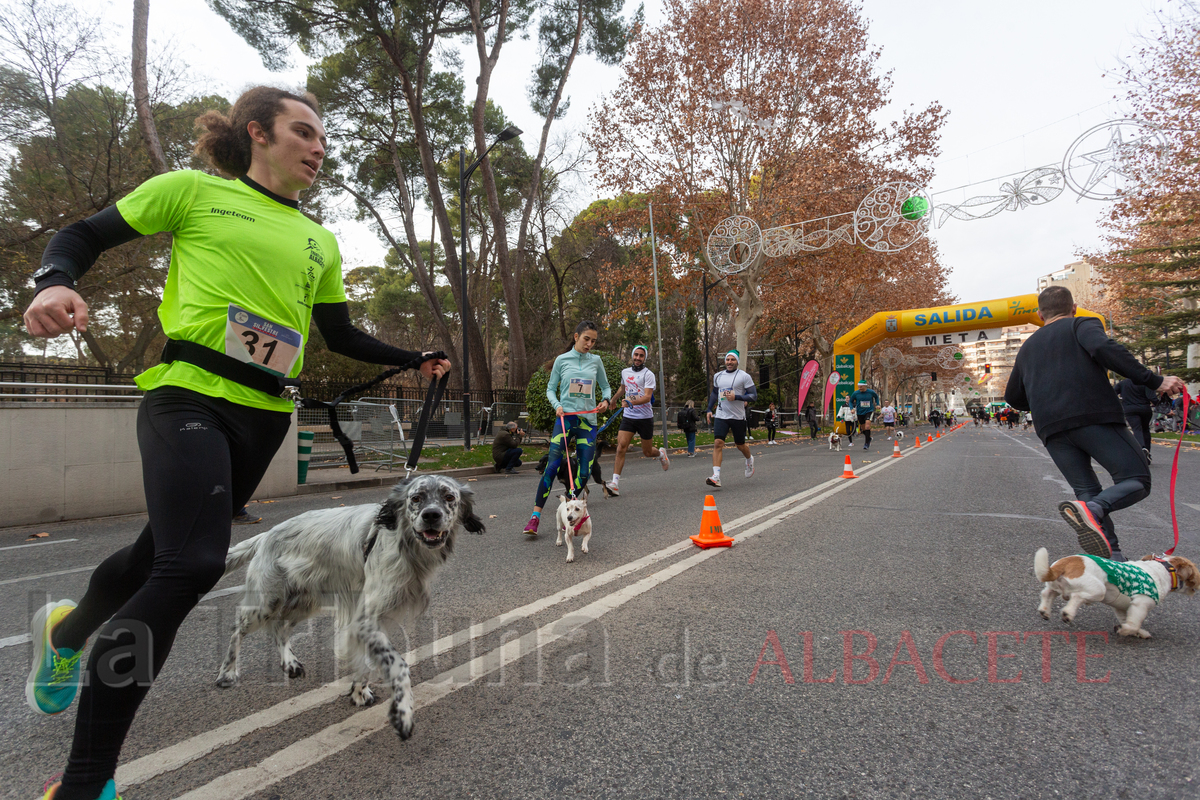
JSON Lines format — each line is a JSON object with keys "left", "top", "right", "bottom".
{"left": 726, "top": 349, "right": 740, "bottom": 361}
{"left": 632, "top": 345, "right": 648, "bottom": 356}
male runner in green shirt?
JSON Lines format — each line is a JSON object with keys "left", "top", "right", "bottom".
{"left": 847, "top": 380, "right": 881, "bottom": 451}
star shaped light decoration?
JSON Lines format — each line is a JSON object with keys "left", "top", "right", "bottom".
{"left": 1062, "top": 120, "right": 1170, "bottom": 201}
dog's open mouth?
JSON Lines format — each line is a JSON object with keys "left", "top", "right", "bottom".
{"left": 416, "top": 528, "right": 449, "bottom": 547}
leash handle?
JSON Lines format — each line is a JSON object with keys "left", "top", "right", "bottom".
{"left": 1167, "top": 386, "right": 1190, "bottom": 556}
{"left": 403, "top": 370, "right": 450, "bottom": 475}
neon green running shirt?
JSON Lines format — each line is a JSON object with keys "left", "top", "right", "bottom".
{"left": 119, "top": 170, "right": 346, "bottom": 412}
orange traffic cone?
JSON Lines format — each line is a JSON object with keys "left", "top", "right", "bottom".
{"left": 936, "top": 431, "right": 942, "bottom": 439}
{"left": 891, "top": 439, "right": 903, "bottom": 458}
{"left": 841, "top": 454, "right": 857, "bottom": 479}
{"left": 915, "top": 435, "right": 922, "bottom": 448}
{"left": 926, "top": 434, "right": 933, "bottom": 444}
{"left": 690, "top": 495, "right": 734, "bottom": 548}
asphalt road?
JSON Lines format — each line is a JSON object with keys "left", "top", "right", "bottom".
{"left": 2, "top": 424, "right": 1198, "bottom": 800}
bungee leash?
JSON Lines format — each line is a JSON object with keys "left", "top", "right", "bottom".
{"left": 299, "top": 351, "right": 449, "bottom": 476}
{"left": 1166, "top": 386, "right": 1191, "bottom": 556}
{"left": 554, "top": 405, "right": 623, "bottom": 496}
{"left": 161, "top": 338, "right": 448, "bottom": 475}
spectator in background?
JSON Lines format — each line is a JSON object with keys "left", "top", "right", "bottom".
{"left": 804, "top": 404, "right": 819, "bottom": 440}
{"left": 764, "top": 402, "right": 779, "bottom": 445}
{"left": 677, "top": 399, "right": 699, "bottom": 457}
{"left": 492, "top": 421, "right": 525, "bottom": 474}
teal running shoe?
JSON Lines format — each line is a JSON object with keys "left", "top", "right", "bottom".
{"left": 41, "top": 778, "right": 121, "bottom": 799}
{"left": 26, "top": 600, "right": 85, "bottom": 716}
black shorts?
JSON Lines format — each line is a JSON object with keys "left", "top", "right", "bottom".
{"left": 713, "top": 417, "right": 747, "bottom": 445}
{"left": 619, "top": 415, "right": 655, "bottom": 440}
{"left": 857, "top": 413, "right": 873, "bottom": 425}
{"left": 883, "top": 421, "right": 895, "bottom": 428}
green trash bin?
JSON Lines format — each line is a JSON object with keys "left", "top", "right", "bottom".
{"left": 298, "top": 430, "right": 315, "bottom": 484}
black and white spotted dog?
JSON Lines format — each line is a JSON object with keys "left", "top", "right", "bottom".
{"left": 215, "top": 475, "right": 484, "bottom": 740}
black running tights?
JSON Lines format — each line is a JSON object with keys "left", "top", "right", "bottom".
{"left": 51, "top": 387, "right": 290, "bottom": 799}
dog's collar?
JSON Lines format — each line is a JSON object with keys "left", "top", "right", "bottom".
{"left": 573, "top": 514, "right": 590, "bottom": 533}
{"left": 1152, "top": 556, "right": 1179, "bottom": 591}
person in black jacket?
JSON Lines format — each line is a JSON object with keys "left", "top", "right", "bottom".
{"left": 677, "top": 399, "right": 699, "bottom": 457}
{"left": 1005, "top": 286, "right": 1184, "bottom": 561}
{"left": 1116, "top": 376, "right": 1158, "bottom": 461}
{"left": 804, "top": 404, "right": 819, "bottom": 439}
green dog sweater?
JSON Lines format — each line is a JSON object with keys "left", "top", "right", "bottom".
{"left": 1082, "top": 555, "right": 1159, "bottom": 603}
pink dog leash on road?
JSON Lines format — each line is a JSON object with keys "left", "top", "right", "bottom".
{"left": 1167, "top": 386, "right": 1191, "bottom": 556}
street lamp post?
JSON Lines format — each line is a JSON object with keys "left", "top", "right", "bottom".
{"left": 458, "top": 125, "right": 522, "bottom": 450}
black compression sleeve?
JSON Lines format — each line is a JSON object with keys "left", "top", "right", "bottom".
{"left": 311, "top": 302, "right": 425, "bottom": 367}
{"left": 35, "top": 206, "right": 143, "bottom": 294}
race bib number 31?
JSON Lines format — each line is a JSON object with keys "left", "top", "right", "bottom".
{"left": 225, "top": 304, "right": 303, "bottom": 377}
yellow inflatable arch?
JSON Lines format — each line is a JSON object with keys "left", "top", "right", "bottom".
{"left": 831, "top": 293, "right": 1104, "bottom": 414}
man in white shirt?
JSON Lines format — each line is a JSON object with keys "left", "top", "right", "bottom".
{"left": 705, "top": 350, "right": 757, "bottom": 488}
{"left": 880, "top": 403, "right": 896, "bottom": 438}
{"left": 604, "top": 345, "right": 669, "bottom": 497}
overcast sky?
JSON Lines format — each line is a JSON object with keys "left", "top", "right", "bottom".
{"left": 146, "top": 0, "right": 1162, "bottom": 307}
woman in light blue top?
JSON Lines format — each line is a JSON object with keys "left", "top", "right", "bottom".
{"left": 522, "top": 320, "right": 611, "bottom": 535}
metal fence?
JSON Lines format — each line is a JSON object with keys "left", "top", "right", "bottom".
{"left": 0, "top": 381, "right": 142, "bottom": 403}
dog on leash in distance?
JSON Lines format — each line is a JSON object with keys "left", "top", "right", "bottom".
{"left": 1034, "top": 548, "right": 1200, "bottom": 638}
{"left": 215, "top": 475, "right": 484, "bottom": 740}
{"left": 828, "top": 431, "right": 842, "bottom": 451}
{"left": 555, "top": 491, "right": 592, "bottom": 562}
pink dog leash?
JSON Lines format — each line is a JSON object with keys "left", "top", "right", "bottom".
{"left": 1167, "top": 386, "right": 1191, "bottom": 556}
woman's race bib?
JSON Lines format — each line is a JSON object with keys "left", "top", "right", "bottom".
{"left": 568, "top": 377, "right": 594, "bottom": 400}
{"left": 225, "top": 303, "right": 303, "bottom": 377}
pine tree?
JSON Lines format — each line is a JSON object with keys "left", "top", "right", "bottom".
{"left": 1107, "top": 233, "right": 1200, "bottom": 380}
{"left": 676, "top": 307, "right": 707, "bottom": 404}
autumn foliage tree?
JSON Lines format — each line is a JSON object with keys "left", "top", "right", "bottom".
{"left": 588, "top": 0, "right": 949, "bottom": 373}
{"left": 1091, "top": 0, "right": 1200, "bottom": 379}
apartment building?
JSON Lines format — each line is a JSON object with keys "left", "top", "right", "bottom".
{"left": 959, "top": 323, "right": 1038, "bottom": 404}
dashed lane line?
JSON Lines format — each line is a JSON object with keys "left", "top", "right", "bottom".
{"left": 0, "top": 538, "right": 79, "bottom": 552}
{"left": 163, "top": 436, "right": 943, "bottom": 800}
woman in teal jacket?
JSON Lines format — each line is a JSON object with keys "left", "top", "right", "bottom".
{"left": 522, "top": 320, "right": 611, "bottom": 535}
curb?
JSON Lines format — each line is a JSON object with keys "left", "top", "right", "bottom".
{"left": 287, "top": 434, "right": 883, "bottom": 497}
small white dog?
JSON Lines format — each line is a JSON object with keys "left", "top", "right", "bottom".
{"left": 1034, "top": 547, "right": 1199, "bottom": 638}
{"left": 828, "top": 431, "right": 842, "bottom": 451}
{"left": 555, "top": 491, "right": 592, "bottom": 563}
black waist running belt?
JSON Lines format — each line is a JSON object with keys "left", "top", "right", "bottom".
{"left": 160, "top": 339, "right": 447, "bottom": 475}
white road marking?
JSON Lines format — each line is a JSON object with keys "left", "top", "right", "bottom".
{"left": 0, "top": 584, "right": 245, "bottom": 651}
{"left": 0, "top": 565, "right": 96, "bottom": 586}
{"left": 996, "top": 429, "right": 1051, "bottom": 459}
{"left": 162, "top": 440, "right": 933, "bottom": 799}
{"left": 0, "top": 538, "right": 79, "bottom": 552}
{"left": 1185, "top": 503, "right": 1200, "bottom": 512}
{"left": 1043, "top": 475, "right": 1074, "bottom": 494}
